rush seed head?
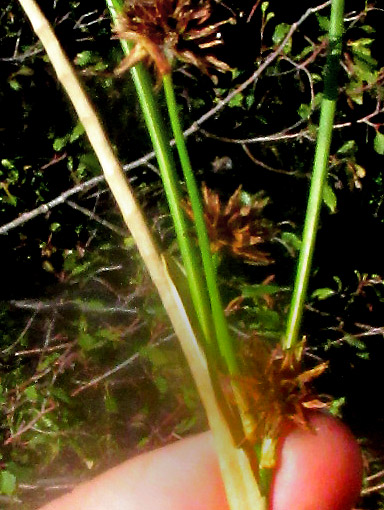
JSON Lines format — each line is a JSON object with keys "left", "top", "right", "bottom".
{"left": 114, "top": 0, "right": 234, "bottom": 83}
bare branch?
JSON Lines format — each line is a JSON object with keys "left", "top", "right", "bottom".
{"left": 66, "top": 200, "right": 129, "bottom": 237}
{"left": 4, "top": 400, "right": 56, "bottom": 445}
{"left": 10, "top": 299, "right": 138, "bottom": 315}
{"left": 19, "top": 477, "right": 82, "bottom": 491}
{"left": 242, "top": 144, "right": 306, "bottom": 177}
{"left": 361, "top": 481, "right": 384, "bottom": 496}
{"left": 1, "top": 311, "right": 39, "bottom": 355}
{"left": 14, "top": 343, "right": 74, "bottom": 357}
{"left": 365, "top": 468, "right": 384, "bottom": 483}
{"left": 0, "top": 156, "right": 144, "bottom": 235}
{"left": 71, "top": 332, "right": 176, "bottom": 396}
{"left": 200, "top": 124, "right": 312, "bottom": 144}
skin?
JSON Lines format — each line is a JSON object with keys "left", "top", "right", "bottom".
{"left": 37, "top": 432, "right": 229, "bottom": 510}
{"left": 38, "top": 413, "right": 363, "bottom": 510}
{"left": 269, "top": 412, "right": 363, "bottom": 510}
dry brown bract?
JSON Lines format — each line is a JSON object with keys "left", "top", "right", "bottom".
{"left": 114, "top": 0, "right": 234, "bottom": 82}
{"left": 184, "top": 184, "right": 278, "bottom": 264}
{"left": 237, "top": 336, "right": 329, "bottom": 466}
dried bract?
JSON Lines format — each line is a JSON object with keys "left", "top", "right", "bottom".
{"left": 237, "top": 337, "right": 329, "bottom": 466}
{"left": 184, "top": 184, "right": 278, "bottom": 264}
{"left": 114, "top": 0, "right": 234, "bottom": 82}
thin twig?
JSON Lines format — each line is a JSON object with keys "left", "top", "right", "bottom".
{"left": 242, "top": 144, "right": 305, "bottom": 177}
{"left": 10, "top": 299, "right": 137, "bottom": 314}
{"left": 1, "top": 310, "right": 39, "bottom": 355}
{"left": 71, "top": 333, "right": 176, "bottom": 396}
{"left": 365, "top": 468, "right": 384, "bottom": 483}
{"left": 14, "top": 343, "right": 74, "bottom": 357}
{"left": 361, "top": 481, "right": 384, "bottom": 496}
{"left": 19, "top": 477, "right": 83, "bottom": 491}
{"left": 66, "top": 199, "right": 129, "bottom": 236}
{"left": 0, "top": 495, "right": 22, "bottom": 504}
{"left": 0, "top": 160, "right": 140, "bottom": 235}
{"left": 200, "top": 125, "right": 312, "bottom": 144}
{"left": 4, "top": 400, "right": 56, "bottom": 445}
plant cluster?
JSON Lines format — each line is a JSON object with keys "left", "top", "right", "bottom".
{"left": 0, "top": 0, "right": 383, "bottom": 508}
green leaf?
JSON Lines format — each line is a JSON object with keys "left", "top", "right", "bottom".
{"left": 79, "top": 153, "right": 101, "bottom": 175}
{"left": 374, "top": 131, "right": 384, "bottom": 155}
{"left": 98, "top": 327, "right": 119, "bottom": 342}
{"left": 51, "top": 387, "right": 71, "bottom": 404}
{"left": 71, "top": 260, "right": 92, "bottom": 276}
{"left": 24, "top": 385, "right": 38, "bottom": 402}
{"left": 328, "top": 397, "right": 345, "bottom": 417}
{"left": 0, "top": 384, "right": 5, "bottom": 405}
{"left": 322, "top": 182, "right": 337, "bottom": 213}
{"left": 298, "top": 103, "right": 311, "bottom": 119}
{"left": 1, "top": 159, "right": 15, "bottom": 170}
{"left": 272, "top": 23, "right": 291, "bottom": 52}
{"left": 75, "top": 50, "right": 93, "bottom": 67}
{"left": 228, "top": 93, "right": 243, "bottom": 108}
{"left": 38, "top": 352, "right": 60, "bottom": 371}
{"left": 245, "top": 93, "right": 255, "bottom": 109}
{"left": 42, "top": 260, "right": 55, "bottom": 273}
{"left": 316, "top": 14, "right": 329, "bottom": 31}
{"left": 360, "top": 24, "right": 375, "bottom": 34}
{"left": 344, "top": 334, "right": 366, "bottom": 351}
{"left": 104, "top": 392, "right": 118, "bottom": 414}
{"left": 182, "top": 386, "right": 199, "bottom": 410}
{"left": 50, "top": 222, "right": 61, "bottom": 232}
{"left": 53, "top": 136, "right": 68, "bottom": 151}
{"left": 123, "top": 237, "right": 136, "bottom": 249}
{"left": 242, "top": 284, "right": 284, "bottom": 298}
{"left": 261, "top": 1, "right": 269, "bottom": 14}
{"left": 272, "top": 23, "right": 290, "bottom": 44}
{"left": 4, "top": 462, "right": 32, "bottom": 484}
{"left": 346, "top": 81, "right": 364, "bottom": 105}
{"left": 348, "top": 37, "right": 374, "bottom": 49}
{"left": 78, "top": 332, "right": 102, "bottom": 351}
{"left": 337, "top": 140, "right": 355, "bottom": 154}
{"left": 332, "top": 275, "right": 343, "bottom": 292}
{"left": 354, "top": 163, "right": 366, "bottom": 179}
{"left": 174, "top": 416, "right": 197, "bottom": 435}
{"left": 281, "top": 232, "right": 301, "bottom": 251}
{"left": 154, "top": 375, "right": 168, "bottom": 395}
{"left": 254, "top": 309, "right": 281, "bottom": 330}
{"left": 142, "top": 345, "right": 169, "bottom": 368}
{"left": 69, "top": 122, "right": 85, "bottom": 143}
{"left": 311, "top": 287, "right": 335, "bottom": 300}
{"left": 9, "top": 79, "right": 21, "bottom": 91}
{"left": 0, "top": 471, "right": 16, "bottom": 496}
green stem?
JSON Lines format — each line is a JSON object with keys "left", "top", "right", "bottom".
{"left": 163, "top": 73, "right": 239, "bottom": 376}
{"left": 106, "top": 0, "right": 213, "bottom": 345}
{"left": 283, "top": 0, "right": 344, "bottom": 350}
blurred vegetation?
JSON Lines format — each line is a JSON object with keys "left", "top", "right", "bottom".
{"left": 1, "top": 0, "right": 384, "bottom": 507}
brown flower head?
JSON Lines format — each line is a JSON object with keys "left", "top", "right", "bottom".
{"left": 236, "top": 336, "right": 329, "bottom": 466}
{"left": 184, "top": 184, "right": 278, "bottom": 264}
{"left": 114, "top": 0, "right": 234, "bottom": 83}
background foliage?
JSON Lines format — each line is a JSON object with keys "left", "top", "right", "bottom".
{"left": 1, "top": 0, "right": 384, "bottom": 507}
